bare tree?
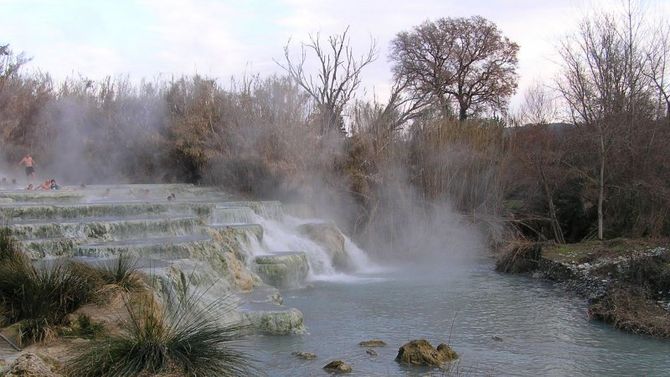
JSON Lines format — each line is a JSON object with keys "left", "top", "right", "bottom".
{"left": 390, "top": 16, "right": 519, "bottom": 121}
{"left": 0, "top": 44, "right": 30, "bottom": 93}
{"left": 645, "top": 22, "right": 670, "bottom": 121}
{"left": 557, "top": 7, "right": 651, "bottom": 240}
{"left": 515, "top": 81, "right": 560, "bottom": 125}
{"left": 277, "top": 27, "right": 377, "bottom": 134}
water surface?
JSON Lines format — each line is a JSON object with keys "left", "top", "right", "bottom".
{"left": 250, "top": 255, "right": 670, "bottom": 376}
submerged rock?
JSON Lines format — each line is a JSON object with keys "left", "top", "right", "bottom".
{"left": 298, "top": 222, "right": 352, "bottom": 271}
{"left": 254, "top": 252, "right": 309, "bottom": 289}
{"left": 4, "top": 353, "right": 60, "bottom": 377}
{"left": 395, "top": 339, "right": 458, "bottom": 366}
{"left": 358, "top": 339, "right": 386, "bottom": 347}
{"left": 359, "top": 339, "right": 386, "bottom": 347}
{"left": 323, "top": 360, "right": 352, "bottom": 373}
{"left": 292, "top": 351, "right": 317, "bottom": 360}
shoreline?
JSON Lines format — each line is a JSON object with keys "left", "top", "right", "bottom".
{"left": 496, "top": 239, "right": 670, "bottom": 338}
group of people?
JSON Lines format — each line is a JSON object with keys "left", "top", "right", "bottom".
{"left": 18, "top": 154, "right": 60, "bottom": 191}
{"left": 25, "top": 179, "right": 60, "bottom": 191}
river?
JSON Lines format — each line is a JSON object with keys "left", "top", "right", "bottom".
{"left": 250, "top": 254, "right": 670, "bottom": 376}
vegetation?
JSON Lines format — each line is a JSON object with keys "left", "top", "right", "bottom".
{"left": 390, "top": 16, "right": 519, "bottom": 120}
{"left": 71, "top": 255, "right": 144, "bottom": 297}
{"left": 66, "top": 293, "right": 255, "bottom": 377}
{"left": 0, "top": 2, "right": 669, "bottom": 254}
{"left": 589, "top": 286, "right": 670, "bottom": 338}
{"left": 0, "top": 231, "right": 94, "bottom": 343}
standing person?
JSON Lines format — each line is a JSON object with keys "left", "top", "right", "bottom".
{"left": 18, "top": 154, "right": 35, "bottom": 182}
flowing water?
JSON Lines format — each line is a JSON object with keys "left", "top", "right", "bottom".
{"left": 250, "top": 254, "right": 670, "bottom": 376}
{"left": 0, "top": 184, "right": 667, "bottom": 375}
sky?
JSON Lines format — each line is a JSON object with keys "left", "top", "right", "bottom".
{"left": 1, "top": 0, "right": 669, "bottom": 107}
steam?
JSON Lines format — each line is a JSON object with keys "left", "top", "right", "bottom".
{"left": 1, "top": 73, "right": 493, "bottom": 270}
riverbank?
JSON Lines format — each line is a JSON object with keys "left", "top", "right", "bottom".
{"left": 496, "top": 239, "right": 670, "bottom": 338}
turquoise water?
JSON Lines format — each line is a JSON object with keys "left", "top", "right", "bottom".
{"left": 250, "top": 256, "right": 670, "bottom": 376}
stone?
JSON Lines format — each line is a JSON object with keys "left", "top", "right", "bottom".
{"left": 395, "top": 339, "right": 458, "bottom": 366}
{"left": 298, "top": 222, "right": 352, "bottom": 271}
{"left": 365, "top": 349, "right": 378, "bottom": 356}
{"left": 242, "top": 307, "right": 305, "bottom": 335}
{"left": 254, "top": 252, "right": 309, "bottom": 288}
{"left": 4, "top": 353, "right": 60, "bottom": 377}
{"left": 359, "top": 339, "right": 386, "bottom": 347}
{"left": 323, "top": 360, "right": 352, "bottom": 373}
{"left": 292, "top": 351, "right": 317, "bottom": 360}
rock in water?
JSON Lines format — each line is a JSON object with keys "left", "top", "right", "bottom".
{"left": 359, "top": 339, "right": 386, "bottom": 347}
{"left": 395, "top": 339, "right": 458, "bottom": 366}
{"left": 292, "top": 351, "right": 317, "bottom": 360}
{"left": 254, "top": 252, "right": 309, "bottom": 289}
{"left": 297, "top": 222, "right": 352, "bottom": 271}
{"left": 323, "top": 360, "right": 352, "bottom": 373}
{"left": 5, "top": 353, "right": 60, "bottom": 377}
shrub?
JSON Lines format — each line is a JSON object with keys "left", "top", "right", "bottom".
{"left": 66, "top": 292, "right": 256, "bottom": 377}
{"left": 0, "top": 229, "right": 96, "bottom": 343}
{"left": 0, "top": 261, "right": 94, "bottom": 343}
{"left": 75, "top": 255, "right": 144, "bottom": 293}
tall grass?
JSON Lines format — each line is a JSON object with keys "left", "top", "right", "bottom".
{"left": 0, "top": 230, "right": 94, "bottom": 343}
{"left": 66, "top": 292, "right": 256, "bottom": 377}
{"left": 70, "top": 255, "right": 144, "bottom": 297}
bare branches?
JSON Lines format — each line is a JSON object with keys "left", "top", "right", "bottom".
{"left": 390, "top": 16, "right": 519, "bottom": 121}
{"left": 644, "top": 21, "right": 670, "bottom": 120}
{"left": 276, "top": 27, "right": 377, "bottom": 134}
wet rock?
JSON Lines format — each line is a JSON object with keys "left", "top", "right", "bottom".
{"left": 242, "top": 307, "right": 305, "bottom": 335}
{"left": 254, "top": 252, "right": 309, "bottom": 289}
{"left": 297, "top": 222, "right": 352, "bottom": 271}
{"left": 359, "top": 339, "right": 386, "bottom": 347}
{"left": 395, "top": 339, "right": 458, "bottom": 366}
{"left": 4, "top": 353, "right": 60, "bottom": 377}
{"left": 323, "top": 360, "right": 352, "bottom": 373}
{"left": 292, "top": 351, "right": 317, "bottom": 360}
{"left": 365, "top": 349, "right": 378, "bottom": 356}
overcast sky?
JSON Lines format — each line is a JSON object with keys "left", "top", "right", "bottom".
{"left": 1, "top": 0, "right": 669, "bottom": 107}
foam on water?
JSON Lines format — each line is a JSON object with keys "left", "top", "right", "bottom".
{"left": 236, "top": 211, "right": 380, "bottom": 283}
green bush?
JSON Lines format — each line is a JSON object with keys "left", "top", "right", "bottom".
{"left": 0, "top": 229, "right": 95, "bottom": 343}
{"left": 67, "top": 293, "right": 256, "bottom": 377}
{"left": 71, "top": 255, "right": 144, "bottom": 295}
{"left": 0, "top": 261, "right": 94, "bottom": 343}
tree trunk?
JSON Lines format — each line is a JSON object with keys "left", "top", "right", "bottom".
{"left": 598, "top": 132, "right": 605, "bottom": 240}
{"left": 459, "top": 104, "right": 467, "bottom": 121}
{"left": 540, "top": 167, "right": 565, "bottom": 244}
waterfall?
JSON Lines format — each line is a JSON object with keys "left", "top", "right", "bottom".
{"left": 238, "top": 211, "right": 378, "bottom": 282}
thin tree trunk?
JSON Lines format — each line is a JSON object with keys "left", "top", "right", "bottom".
{"left": 540, "top": 167, "right": 565, "bottom": 244}
{"left": 598, "top": 132, "right": 605, "bottom": 240}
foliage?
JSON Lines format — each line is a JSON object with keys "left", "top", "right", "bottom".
{"left": 0, "top": 230, "right": 95, "bottom": 343}
{"left": 390, "top": 16, "right": 519, "bottom": 120}
{"left": 66, "top": 293, "right": 256, "bottom": 377}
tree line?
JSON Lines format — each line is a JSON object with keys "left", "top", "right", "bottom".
{"left": 1, "top": 3, "right": 669, "bottom": 254}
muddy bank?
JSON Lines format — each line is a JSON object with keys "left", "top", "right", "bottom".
{"left": 497, "top": 239, "right": 670, "bottom": 338}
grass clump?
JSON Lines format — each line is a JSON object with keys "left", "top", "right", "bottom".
{"left": 495, "top": 242, "right": 542, "bottom": 273}
{"left": 67, "top": 292, "right": 256, "bottom": 377}
{"left": 72, "top": 314, "right": 106, "bottom": 339}
{"left": 70, "top": 255, "right": 144, "bottom": 301}
{"left": 0, "top": 242, "right": 95, "bottom": 344}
